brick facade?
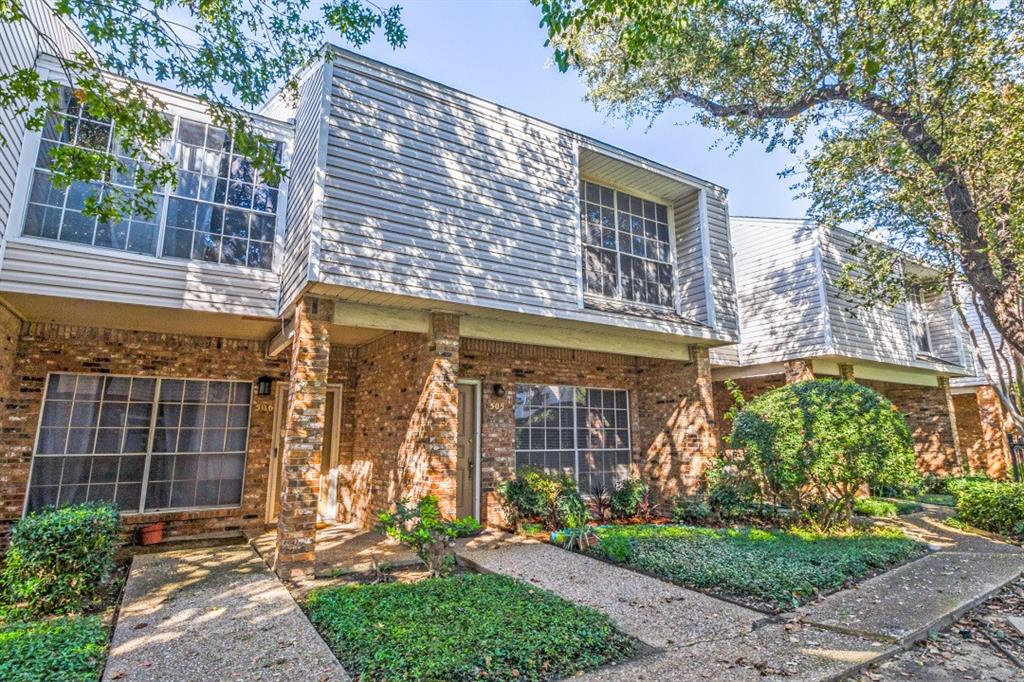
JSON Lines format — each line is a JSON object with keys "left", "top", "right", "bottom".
{"left": 953, "top": 386, "right": 1013, "bottom": 478}
{"left": 0, "top": 319, "right": 287, "bottom": 544}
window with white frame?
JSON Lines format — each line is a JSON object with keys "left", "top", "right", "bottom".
{"left": 21, "top": 87, "right": 282, "bottom": 270}
{"left": 27, "top": 373, "right": 251, "bottom": 514}
{"left": 514, "top": 384, "right": 631, "bottom": 494}
{"left": 908, "top": 288, "right": 933, "bottom": 354}
{"left": 580, "top": 180, "right": 675, "bottom": 309}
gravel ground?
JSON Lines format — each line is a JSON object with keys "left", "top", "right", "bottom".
{"left": 103, "top": 543, "right": 347, "bottom": 682}
{"left": 849, "top": 577, "right": 1024, "bottom": 681}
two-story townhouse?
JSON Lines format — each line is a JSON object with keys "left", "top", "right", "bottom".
{"left": 0, "top": 27, "right": 739, "bottom": 578}
{"left": 949, "top": 293, "right": 1019, "bottom": 478}
{"left": 711, "top": 216, "right": 973, "bottom": 475}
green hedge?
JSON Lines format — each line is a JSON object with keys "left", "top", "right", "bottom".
{"left": 0, "top": 615, "right": 107, "bottom": 681}
{"left": 1, "top": 503, "right": 120, "bottom": 617}
{"left": 953, "top": 480, "right": 1024, "bottom": 538}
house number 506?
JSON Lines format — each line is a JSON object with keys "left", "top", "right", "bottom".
{"left": 254, "top": 403, "right": 275, "bottom": 413}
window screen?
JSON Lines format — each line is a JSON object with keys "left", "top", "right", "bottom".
{"left": 514, "top": 385, "right": 631, "bottom": 494}
{"left": 580, "top": 180, "right": 675, "bottom": 309}
{"left": 27, "top": 373, "right": 251, "bottom": 514}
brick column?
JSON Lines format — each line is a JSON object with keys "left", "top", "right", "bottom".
{"left": 975, "top": 385, "right": 1013, "bottom": 478}
{"left": 274, "top": 296, "right": 333, "bottom": 581}
{"left": 838, "top": 363, "right": 855, "bottom": 381}
{"left": 938, "top": 376, "right": 966, "bottom": 475}
{"left": 418, "top": 312, "right": 461, "bottom": 517}
{"left": 783, "top": 358, "right": 814, "bottom": 383}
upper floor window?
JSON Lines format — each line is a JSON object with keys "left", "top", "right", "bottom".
{"left": 908, "top": 288, "right": 933, "bottom": 353}
{"left": 580, "top": 180, "right": 675, "bottom": 309}
{"left": 21, "top": 88, "right": 282, "bottom": 271}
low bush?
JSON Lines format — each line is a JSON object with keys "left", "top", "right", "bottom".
{"left": 611, "top": 478, "right": 655, "bottom": 520}
{"left": 306, "top": 574, "right": 635, "bottom": 681}
{"left": 729, "top": 379, "right": 920, "bottom": 531}
{"left": 0, "top": 615, "right": 107, "bottom": 681}
{"left": 670, "top": 497, "right": 711, "bottom": 524}
{"left": 377, "top": 496, "right": 476, "bottom": 577}
{"left": 591, "top": 524, "right": 926, "bottom": 610}
{"left": 943, "top": 476, "right": 995, "bottom": 499}
{"left": 496, "top": 468, "right": 585, "bottom": 531}
{"left": 1, "top": 503, "right": 120, "bottom": 617}
{"left": 953, "top": 480, "right": 1024, "bottom": 538}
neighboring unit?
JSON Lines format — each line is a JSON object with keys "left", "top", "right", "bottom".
{"left": 950, "top": 294, "right": 1019, "bottom": 479}
{"left": 0, "top": 8, "right": 737, "bottom": 580}
{"left": 711, "top": 217, "right": 973, "bottom": 475}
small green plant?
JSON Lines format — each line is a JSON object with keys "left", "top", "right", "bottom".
{"left": 557, "top": 525, "right": 598, "bottom": 552}
{"left": 376, "top": 496, "right": 464, "bottom": 577}
{"left": 670, "top": 497, "right": 711, "bottom": 524}
{"left": 610, "top": 478, "right": 649, "bottom": 519}
{"left": 448, "top": 516, "right": 483, "bottom": 537}
{"left": 0, "top": 615, "right": 108, "bottom": 681}
{"left": 496, "top": 468, "right": 588, "bottom": 531}
{"left": 588, "top": 484, "right": 612, "bottom": 520}
{"left": 854, "top": 497, "right": 924, "bottom": 517}
{"left": 520, "top": 522, "right": 544, "bottom": 535}
{"left": 1, "top": 502, "right": 120, "bottom": 617}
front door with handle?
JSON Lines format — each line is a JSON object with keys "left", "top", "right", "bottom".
{"left": 456, "top": 383, "right": 478, "bottom": 519}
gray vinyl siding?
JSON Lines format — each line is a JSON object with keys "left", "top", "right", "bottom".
{"left": 953, "top": 292, "right": 1005, "bottom": 387}
{"left": 674, "top": 191, "right": 705, "bottom": 323}
{"left": 706, "top": 190, "right": 739, "bottom": 335}
{"left": 0, "top": 0, "right": 89, "bottom": 242}
{"left": 314, "top": 49, "right": 734, "bottom": 339}
{"left": 713, "top": 217, "right": 828, "bottom": 366}
{"left": 279, "top": 60, "right": 330, "bottom": 310}
{"left": 0, "top": 239, "right": 278, "bottom": 316}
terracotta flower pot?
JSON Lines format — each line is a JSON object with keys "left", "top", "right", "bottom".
{"left": 139, "top": 522, "right": 164, "bottom": 546}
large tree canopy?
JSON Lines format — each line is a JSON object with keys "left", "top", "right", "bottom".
{"left": 0, "top": 0, "right": 405, "bottom": 221}
{"left": 534, "top": 1, "right": 1024, "bottom": 370}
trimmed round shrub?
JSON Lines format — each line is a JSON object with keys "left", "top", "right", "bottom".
{"left": 729, "top": 379, "right": 919, "bottom": 530}
{"left": 1, "top": 503, "right": 120, "bottom": 617}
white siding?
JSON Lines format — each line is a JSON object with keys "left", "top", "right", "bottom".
{"left": 954, "top": 290, "right": 1009, "bottom": 388}
{"left": 0, "top": 239, "right": 278, "bottom": 316}
{"left": 311, "top": 49, "right": 734, "bottom": 340}
{"left": 674, "top": 191, "right": 705, "bottom": 322}
{"left": 279, "top": 60, "right": 330, "bottom": 310}
{"left": 706, "top": 189, "right": 738, "bottom": 335}
{"left": 711, "top": 217, "right": 829, "bottom": 366}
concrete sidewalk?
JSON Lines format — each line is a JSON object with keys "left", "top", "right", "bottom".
{"left": 457, "top": 516, "right": 1024, "bottom": 681}
{"left": 103, "top": 544, "right": 346, "bottom": 682}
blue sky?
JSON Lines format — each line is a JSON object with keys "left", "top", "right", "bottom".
{"left": 351, "top": 0, "right": 811, "bottom": 218}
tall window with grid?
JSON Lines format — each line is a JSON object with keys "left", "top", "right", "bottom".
{"left": 513, "top": 384, "right": 631, "bottom": 494}
{"left": 27, "top": 373, "right": 251, "bottom": 514}
{"left": 580, "top": 180, "right": 676, "bottom": 309}
{"left": 20, "top": 87, "right": 282, "bottom": 271}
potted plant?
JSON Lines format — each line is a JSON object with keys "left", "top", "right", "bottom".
{"left": 139, "top": 521, "right": 164, "bottom": 545}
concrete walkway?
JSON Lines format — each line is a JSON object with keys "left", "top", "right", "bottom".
{"left": 457, "top": 515, "right": 1024, "bottom": 681}
{"left": 103, "top": 544, "right": 346, "bottom": 682}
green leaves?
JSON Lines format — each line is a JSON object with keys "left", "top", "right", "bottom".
{"left": 0, "top": 615, "right": 108, "bottom": 681}
{"left": 592, "top": 524, "right": 925, "bottom": 611}
{"left": 2, "top": 0, "right": 406, "bottom": 223}
{"left": 305, "top": 574, "right": 636, "bottom": 681}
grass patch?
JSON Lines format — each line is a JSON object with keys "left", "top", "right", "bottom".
{"left": 306, "top": 573, "right": 635, "bottom": 681}
{"left": 0, "top": 615, "right": 108, "bottom": 681}
{"left": 854, "top": 497, "right": 924, "bottom": 517}
{"left": 591, "top": 525, "right": 927, "bottom": 611}
{"left": 911, "top": 493, "right": 957, "bottom": 507}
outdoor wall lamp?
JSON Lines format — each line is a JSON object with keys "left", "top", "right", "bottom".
{"left": 256, "top": 376, "right": 274, "bottom": 396}
{"left": 492, "top": 383, "right": 506, "bottom": 397}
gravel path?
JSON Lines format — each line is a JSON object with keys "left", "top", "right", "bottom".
{"left": 103, "top": 544, "right": 346, "bottom": 682}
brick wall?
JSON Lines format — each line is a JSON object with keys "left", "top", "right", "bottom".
{"left": 954, "top": 386, "right": 1012, "bottom": 478}
{"left": 338, "top": 313, "right": 460, "bottom": 526}
{"left": 0, "top": 321, "right": 287, "bottom": 543}
{"left": 460, "top": 339, "right": 717, "bottom": 523}
{"left": 711, "top": 374, "right": 786, "bottom": 446}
